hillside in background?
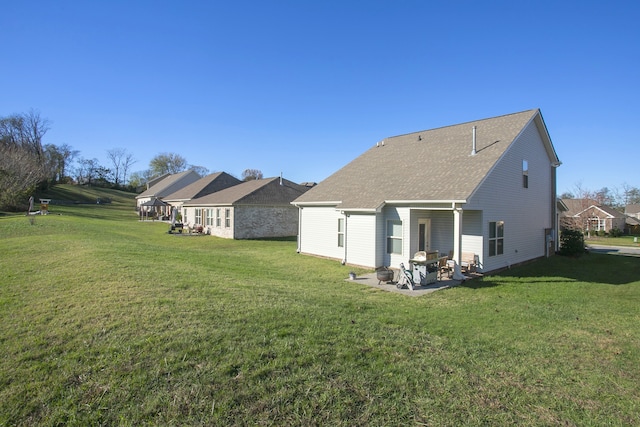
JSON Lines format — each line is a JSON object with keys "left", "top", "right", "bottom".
{"left": 34, "top": 184, "right": 137, "bottom": 207}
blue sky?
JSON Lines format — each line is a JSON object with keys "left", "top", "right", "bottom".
{"left": 2, "top": 1, "right": 638, "bottom": 195}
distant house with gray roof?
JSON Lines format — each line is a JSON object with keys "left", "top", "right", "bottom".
{"left": 162, "top": 172, "right": 241, "bottom": 213}
{"left": 625, "top": 204, "right": 640, "bottom": 220}
{"left": 183, "top": 177, "right": 310, "bottom": 239}
{"left": 136, "top": 170, "right": 201, "bottom": 214}
{"left": 292, "top": 109, "right": 561, "bottom": 273}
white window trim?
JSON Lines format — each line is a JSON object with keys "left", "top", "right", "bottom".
{"left": 386, "top": 219, "right": 403, "bottom": 255}
{"left": 337, "top": 218, "right": 345, "bottom": 248}
{"left": 489, "top": 220, "right": 504, "bottom": 257}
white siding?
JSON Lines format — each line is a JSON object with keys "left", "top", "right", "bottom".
{"left": 467, "top": 120, "right": 554, "bottom": 272}
{"left": 374, "top": 212, "right": 385, "bottom": 267}
{"left": 381, "top": 206, "right": 411, "bottom": 268}
{"left": 299, "top": 206, "right": 345, "bottom": 261}
{"left": 461, "top": 210, "right": 484, "bottom": 269}
{"left": 344, "top": 213, "right": 377, "bottom": 267}
{"left": 427, "top": 211, "right": 454, "bottom": 256}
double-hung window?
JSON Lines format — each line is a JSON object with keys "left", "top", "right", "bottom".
{"left": 195, "top": 209, "right": 203, "bottom": 225}
{"left": 205, "top": 209, "right": 214, "bottom": 226}
{"left": 225, "top": 208, "right": 231, "bottom": 228}
{"left": 216, "top": 208, "right": 221, "bottom": 227}
{"left": 522, "top": 160, "right": 529, "bottom": 188}
{"left": 337, "top": 218, "right": 345, "bottom": 247}
{"left": 386, "top": 220, "right": 403, "bottom": 254}
{"left": 489, "top": 221, "right": 504, "bottom": 256}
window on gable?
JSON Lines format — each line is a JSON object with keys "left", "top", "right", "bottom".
{"left": 337, "top": 218, "right": 345, "bottom": 247}
{"left": 522, "top": 160, "right": 529, "bottom": 188}
{"left": 386, "top": 220, "right": 403, "bottom": 254}
{"left": 489, "top": 221, "right": 504, "bottom": 256}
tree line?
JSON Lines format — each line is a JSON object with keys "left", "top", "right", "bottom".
{"left": 560, "top": 182, "right": 640, "bottom": 211}
{"left": 0, "top": 110, "right": 263, "bottom": 211}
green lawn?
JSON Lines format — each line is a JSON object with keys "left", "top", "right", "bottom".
{"left": 1, "top": 189, "right": 639, "bottom": 426}
{"left": 585, "top": 234, "right": 640, "bottom": 247}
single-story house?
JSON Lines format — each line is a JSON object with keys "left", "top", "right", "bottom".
{"left": 292, "top": 109, "right": 561, "bottom": 273}
{"left": 626, "top": 216, "right": 640, "bottom": 235}
{"left": 162, "top": 172, "right": 242, "bottom": 215}
{"left": 560, "top": 198, "right": 626, "bottom": 234}
{"left": 183, "top": 177, "right": 310, "bottom": 239}
{"left": 625, "top": 204, "right": 640, "bottom": 220}
{"left": 136, "top": 170, "right": 201, "bottom": 214}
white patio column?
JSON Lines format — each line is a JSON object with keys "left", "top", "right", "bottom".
{"left": 453, "top": 207, "right": 463, "bottom": 265}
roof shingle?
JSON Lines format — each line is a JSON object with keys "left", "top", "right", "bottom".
{"left": 294, "top": 109, "right": 551, "bottom": 209}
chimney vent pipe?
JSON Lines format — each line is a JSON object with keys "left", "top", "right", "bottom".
{"left": 471, "top": 126, "right": 477, "bottom": 156}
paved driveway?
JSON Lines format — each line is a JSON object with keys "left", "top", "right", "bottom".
{"left": 587, "top": 244, "right": 640, "bottom": 257}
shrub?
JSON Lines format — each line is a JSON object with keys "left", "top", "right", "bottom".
{"left": 559, "top": 229, "right": 585, "bottom": 256}
{"left": 610, "top": 227, "right": 622, "bottom": 237}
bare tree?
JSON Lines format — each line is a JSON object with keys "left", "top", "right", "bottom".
{"left": 75, "top": 158, "right": 109, "bottom": 186}
{"left": 0, "top": 110, "right": 51, "bottom": 210}
{"left": 189, "top": 165, "right": 209, "bottom": 177}
{"left": 242, "top": 168, "right": 263, "bottom": 181}
{"left": 619, "top": 183, "right": 640, "bottom": 206}
{"left": 107, "top": 148, "right": 136, "bottom": 186}
{"left": 0, "top": 145, "right": 45, "bottom": 209}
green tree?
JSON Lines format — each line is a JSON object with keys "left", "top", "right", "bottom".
{"left": 149, "top": 152, "right": 187, "bottom": 176}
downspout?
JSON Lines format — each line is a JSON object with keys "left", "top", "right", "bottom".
{"left": 342, "top": 213, "right": 348, "bottom": 265}
{"left": 551, "top": 162, "right": 560, "bottom": 254}
{"left": 296, "top": 206, "right": 302, "bottom": 253}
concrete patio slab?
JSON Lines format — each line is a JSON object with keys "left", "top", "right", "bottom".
{"left": 345, "top": 271, "right": 478, "bottom": 297}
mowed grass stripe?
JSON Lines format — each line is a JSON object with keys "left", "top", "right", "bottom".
{"left": 1, "top": 186, "right": 639, "bottom": 425}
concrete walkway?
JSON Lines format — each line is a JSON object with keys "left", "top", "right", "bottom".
{"left": 346, "top": 270, "right": 479, "bottom": 297}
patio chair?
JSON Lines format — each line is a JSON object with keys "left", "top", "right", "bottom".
{"left": 437, "top": 256, "right": 451, "bottom": 280}
{"left": 461, "top": 252, "right": 478, "bottom": 273}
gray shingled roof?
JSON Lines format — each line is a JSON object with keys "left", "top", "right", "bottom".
{"left": 294, "top": 109, "right": 555, "bottom": 210}
{"left": 184, "top": 177, "right": 309, "bottom": 206}
{"left": 136, "top": 170, "right": 199, "bottom": 198}
{"left": 562, "top": 199, "right": 626, "bottom": 219}
{"left": 625, "top": 204, "right": 640, "bottom": 215}
{"left": 561, "top": 199, "right": 599, "bottom": 216}
{"left": 163, "top": 172, "right": 241, "bottom": 201}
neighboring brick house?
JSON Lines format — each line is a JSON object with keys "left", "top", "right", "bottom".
{"left": 162, "top": 172, "right": 241, "bottom": 215}
{"left": 560, "top": 198, "right": 626, "bottom": 234}
{"left": 183, "top": 177, "right": 310, "bottom": 239}
{"left": 624, "top": 204, "right": 640, "bottom": 234}
{"left": 625, "top": 204, "right": 640, "bottom": 220}
{"left": 136, "top": 170, "right": 201, "bottom": 214}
